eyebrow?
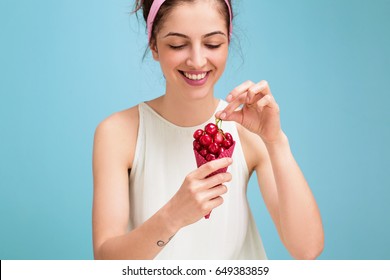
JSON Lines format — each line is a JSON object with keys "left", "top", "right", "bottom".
{"left": 163, "top": 31, "right": 226, "bottom": 39}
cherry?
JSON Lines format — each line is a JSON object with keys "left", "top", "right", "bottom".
{"left": 205, "top": 123, "right": 218, "bottom": 136}
{"left": 193, "top": 140, "right": 202, "bottom": 151}
{"left": 193, "top": 118, "right": 234, "bottom": 162}
{"left": 206, "top": 153, "right": 216, "bottom": 161}
{"left": 199, "top": 149, "right": 208, "bottom": 157}
{"left": 199, "top": 134, "right": 212, "bottom": 147}
{"left": 222, "top": 139, "right": 233, "bottom": 149}
{"left": 193, "top": 129, "right": 203, "bottom": 140}
{"left": 224, "top": 132, "right": 233, "bottom": 142}
{"left": 208, "top": 142, "right": 220, "bottom": 155}
{"left": 214, "top": 132, "right": 224, "bottom": 145}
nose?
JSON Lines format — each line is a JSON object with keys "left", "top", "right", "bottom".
{"left": 186, "top": 45, "right": 207, "bottom": 69}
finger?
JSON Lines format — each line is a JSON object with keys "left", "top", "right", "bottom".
{"left": 194, "top": 184, "right": 227, "bottom": 211}
{"left": 215, "top": 109, "right": 242, "bottom": 123}
{"left": 204, "top": 195, "right": 224, "bottom": 212}
{"left": 196, "top": 157, "right": 233, "bottom": 179}
{"left": 256, "top": 95, "right": 279, "bottom": 112}
{"left": 247, "top": 80, "right": 273, "bottom": 105}
{"left": 202, "top": 172, "right": 232, "bottom": 189}
{"left": 222, "top": 110, "right": 243, "bottom": 123}
{"left": 226, "top": 80, "right": 255, "bottom": 102}
{"left": 217, "top": 93, "right": 247, "bottom": 120}
{"left": 220, "top": 81, "right": 273, "bottom": 120}
{"left": 204, "top": 184, "right": 228, "bottom": 200}
{"left": 215, "top": 110, "right": 223, "bottom": 119}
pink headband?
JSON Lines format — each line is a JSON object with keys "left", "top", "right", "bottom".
{"left": 147, "top": 0, "right": 233, "bottom": 42}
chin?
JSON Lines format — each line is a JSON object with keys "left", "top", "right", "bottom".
{"left": 184, "top": 87, "right": 214, "bottom": 101}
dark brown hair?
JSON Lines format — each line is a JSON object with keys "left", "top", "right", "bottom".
{"left": 133, "top": 0, "right": 233, "bottom": 47}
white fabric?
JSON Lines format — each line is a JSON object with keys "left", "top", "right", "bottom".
{"left": 128, "top": 99, "right": 267, "bottom": 259}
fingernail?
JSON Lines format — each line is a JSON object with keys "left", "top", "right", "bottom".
{"left": 226, "top": 95, "right": 232, "bottom": 102}
{"left": 220, "top": 112, "right": 226, "bottom": 119}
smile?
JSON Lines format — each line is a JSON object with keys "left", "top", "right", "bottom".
{"left": 178, "top": 70, "right": 210, "bottom": 86}
{"left": 182, "top": 71, "right": 208, "bottom": 81}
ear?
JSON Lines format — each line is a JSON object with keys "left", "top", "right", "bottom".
{"left": 150, "top": 42, "right": 159, "bottom": 61}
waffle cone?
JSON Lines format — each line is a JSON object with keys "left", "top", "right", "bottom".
{"left": 193, "top": 141, "right": 235, "bottom": 219}
{"left": 194, "top": 141, "right": 235, "bottom": 176}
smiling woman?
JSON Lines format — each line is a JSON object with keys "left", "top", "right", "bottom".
{"left": 149, "top": 0, "right": 230, "bottom": 101}
{"left": 92, "top": 0, "right": 324, "bottom": 260}
{"left": 161, "top": 30, "right": 227, "bottom": 87}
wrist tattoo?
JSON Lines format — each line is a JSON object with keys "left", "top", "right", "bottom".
{"left": 157, "top": 235, "right": 174, "bottom": 247}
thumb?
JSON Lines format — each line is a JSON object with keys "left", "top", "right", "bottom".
{"left": 215, "top": 110, "right": 242, "bottom": 124}
{"left": 223, "top": 110, "right": 242, "bottom": 124}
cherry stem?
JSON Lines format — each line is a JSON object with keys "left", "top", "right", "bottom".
{"left": 215, "top": 118, "right": 222, "bottom": 130}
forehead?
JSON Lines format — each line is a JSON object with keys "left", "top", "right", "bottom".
{"left": 158, "top": 0, "right": 227, "bottom": 36}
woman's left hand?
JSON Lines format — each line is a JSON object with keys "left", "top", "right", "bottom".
{"left": 215, "top": 80, "right": 283, "bottom": 144}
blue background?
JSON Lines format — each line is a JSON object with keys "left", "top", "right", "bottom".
{"left": 1, "top": 0, "right": 389, "bottom": 260}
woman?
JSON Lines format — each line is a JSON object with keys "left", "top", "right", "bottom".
{"left": 92, "top": 0, "right": 324, "bottom": 260}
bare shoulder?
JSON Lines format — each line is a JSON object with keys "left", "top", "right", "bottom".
{"left": 93, "top": 105, "right": 140, "bottom": 169}
{"left": 236, "top": 123, "right": 268, "bottom": 174}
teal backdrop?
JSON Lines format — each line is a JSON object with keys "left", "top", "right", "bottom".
{"left": 1, "top": 0, "right": 389, "bottom": 259}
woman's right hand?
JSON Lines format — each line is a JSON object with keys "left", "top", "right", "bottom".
{"left": 166, "top": 157, "right": 233, "bottom": 229}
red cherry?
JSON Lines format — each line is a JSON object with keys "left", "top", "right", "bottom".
{"left": 193, "top": 140, "right": 202, "bottom": 151}
{"left": 199, "top": 134, "right": 212, "bottom": 147}
{"left": 214, "top": 132, "right": 224, "bottom": 145}
{"left": 208, "top": 142, "right": 220, "bottom": 155}
{"left": 224, "top": 132, "right": 233, "bottom": 141}
{"left": 222, "top": 139, "right": 233, "bottom": 149}
{"left": 193, "top": 129, "right": 203, "bottom": 140}
{"left": 193, "top": 120, "right": 234, "bottom": 162}
{"left": 199, "top": 149, "right": 208, "bottom": 158}
{"left": 205, "top": 123, "right": 218, "bottom": 136}
{"left": 206, "top": 153, "right": 216, "bottom": 161}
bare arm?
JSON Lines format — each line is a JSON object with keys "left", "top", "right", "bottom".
{"left": 92, "top": 109, "right": 232, "bottom": 259}
{"left": 92, "top": 111, "right": 177, "bottom": 259}
{"left": 255, "top": 133, "right": 324, "bottom": 259}
{"left": 217, "top": 80, "right": 324, "bottom": 259}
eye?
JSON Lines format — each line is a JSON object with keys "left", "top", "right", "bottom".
{"left": 205, "top": 44, "right": 222, "bottom": 49}
{"left": 169, "top": 45, "right": 186, "bottom": 50}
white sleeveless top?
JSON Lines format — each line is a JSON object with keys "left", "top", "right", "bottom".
{"left": 129, "top": 99, "right": 267, "bottom": 259}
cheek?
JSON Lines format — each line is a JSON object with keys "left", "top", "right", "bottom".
{"left": 208, "top": 46, "right": 228, "bottom": 63}
{"left": 210, "top": 51, "right": 228, "bottom": 68}
{"left": 159, "top": 52, "right": 186, "bottom": 70}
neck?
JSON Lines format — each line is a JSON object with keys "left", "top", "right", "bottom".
{"left": 153, "top": 93, "right": 219, "bottom": 127}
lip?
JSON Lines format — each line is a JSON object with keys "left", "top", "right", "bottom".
{"left": 179, "top": 70, "right": 210, "bottom": 87}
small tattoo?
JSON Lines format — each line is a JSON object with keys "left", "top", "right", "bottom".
{"left": 157, "top": 235, "right": 174, "bottom": 247}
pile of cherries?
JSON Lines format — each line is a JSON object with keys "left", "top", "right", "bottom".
{"left": 193, "top": 119, "right": 234, "bottom": 161}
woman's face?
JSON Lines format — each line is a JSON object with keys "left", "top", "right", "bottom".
{"left": 152, "top": 0, "right": 229, "bottom": 101}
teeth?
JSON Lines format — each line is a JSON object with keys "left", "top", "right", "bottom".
{"left": 183, "top": 72, "right": 207, "bottom": 80}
